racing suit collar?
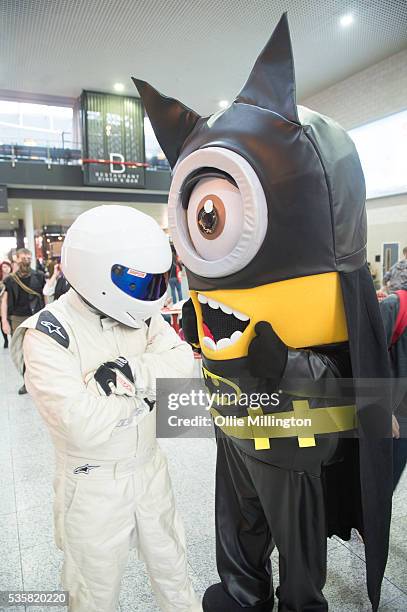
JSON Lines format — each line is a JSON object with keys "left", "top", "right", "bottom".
{"left": 65, "top": 289, "right": 120, "bottom": 331}
{"left": 100, "top": 317, "right": 120, "bottom": 331}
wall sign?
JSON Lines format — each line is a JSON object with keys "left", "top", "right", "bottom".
{"left": 81, "top": 91, "right": 146, "bottom": 188}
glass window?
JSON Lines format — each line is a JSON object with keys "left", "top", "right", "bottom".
{"left": 20, "top": 103, "right": 51, "bottom": 130}
{"left": 52, "top": 114, "right": 73, "bottom": 134}
{"left": 0, "top": 126, "right": 23, "bottom": 144}
{"left": 0, "top": 100, "right": 73, "bottom": 148}
{"left": 144, "top": 116, "right": 170, "bottom": 170}
{"left": 349, "top": 110, "right": 407, "bottom": 199}
{"left": 0, "top": 101, "right": 19, "bottom": 125}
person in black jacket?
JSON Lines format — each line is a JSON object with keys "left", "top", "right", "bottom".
{"left": 1, "top": 248, "right": 45, "bottom": 393}
{"left": 379, "top": 285, "right": 407, "bottom": 490}
{"left": 0, "top": 260, "right": 12, "bottom": 348}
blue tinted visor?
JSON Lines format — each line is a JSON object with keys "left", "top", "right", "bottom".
{"left": 111, "top": 264, "right": 170, "bottom": 301}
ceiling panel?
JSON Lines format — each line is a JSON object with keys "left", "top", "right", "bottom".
{"left": 0, "top": 0, "right": 406, "bottom": 115}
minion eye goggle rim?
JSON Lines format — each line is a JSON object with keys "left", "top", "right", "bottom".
{"left": 169, "top": 147, "right": 268, "bottom": 279}
{"left": 180, "top": 167, "right": 237, "bottom": 210}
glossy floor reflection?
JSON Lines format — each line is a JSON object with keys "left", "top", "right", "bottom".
{"left": 1, "top": 347, "right": 406, "bottom": 611}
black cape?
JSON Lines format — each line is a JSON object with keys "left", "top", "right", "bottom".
{"left": 338, "top": 265, "right": 392, "bottom": 610}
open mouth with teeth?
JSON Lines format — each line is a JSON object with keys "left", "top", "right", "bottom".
{"left": 197, "top": 293, "right": 250, "bottom": 352}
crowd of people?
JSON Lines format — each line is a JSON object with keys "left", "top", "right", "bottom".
{"left": 0, "top": 249, "right": 46, "bottom": 392}
{"left": 377, "top": 246, "right": 407, "bottom": 491}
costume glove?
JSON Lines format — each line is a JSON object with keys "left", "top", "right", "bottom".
{"left": 181, "top": 298, "right": 200, "bottom": 351}
{"left": 248, "top": 321, "right": 288, "bottom": 385}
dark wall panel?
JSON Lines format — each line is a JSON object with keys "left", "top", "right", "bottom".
{"left": 82, "top": 91, "right": 145, "bottom": 188}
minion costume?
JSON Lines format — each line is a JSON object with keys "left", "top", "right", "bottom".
{"left": 134, "top": 14, "right": 392, "bottom": 612}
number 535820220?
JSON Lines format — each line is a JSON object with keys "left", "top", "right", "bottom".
{"left": 0, "top": 591, "right": 68, "bottom": 607}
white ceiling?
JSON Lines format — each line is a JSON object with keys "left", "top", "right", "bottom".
{"left": 0, "top": 0, "right": 406, "bottom": 115}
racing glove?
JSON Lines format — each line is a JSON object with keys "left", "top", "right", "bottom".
{"left": 92, "top": 357, "right": 136, "bottom": 397}
{"left": 248, "top": 321, "right": 288, "bottom": 385}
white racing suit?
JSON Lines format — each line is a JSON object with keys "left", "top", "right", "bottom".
{"left": 11, "top": 289, "right": 201, "bottom": 612}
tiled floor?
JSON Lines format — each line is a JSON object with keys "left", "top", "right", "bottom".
{"left": 1, "top": 346, "right": 406, "bottom": 611}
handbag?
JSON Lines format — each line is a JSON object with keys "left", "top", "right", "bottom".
{"left": 10, "top": 272, "right": 42, "bottom": 298}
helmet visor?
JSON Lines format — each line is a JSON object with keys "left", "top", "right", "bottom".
{"left": 111, "top": 264, "right": 170, "bottom": 301}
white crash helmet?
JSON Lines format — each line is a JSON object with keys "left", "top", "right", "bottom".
{"left": 61, "top": 205, "right": 172, "bottom": 328}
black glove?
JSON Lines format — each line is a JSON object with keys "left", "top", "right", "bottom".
{"left": 94, "top": 357, "right": 135, "bottom": 396}
{"left": 181, "top": 298, "right": 200, "bottom": 350}
{"left": 248, "top": 321, "right": 288, "bottom": 384}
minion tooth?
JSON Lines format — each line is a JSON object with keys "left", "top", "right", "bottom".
{"left": 217, "top": 338, "right": 232, "bottom": 350}
{"left": 203, "top": 337, "right": 217, "bottom": 351}
{"left": 230, "top": 330, "right": 243, "bottom": 344}
{"left": 233, "top": 310, "right": 249, "bottom": 321}
{"left": 208, "top": 299, "right": 220, "bottom": 309}
{"left": 219, "top": 303, "right": 233, "bottom": 315}
{"left": 200, "top": 295, "right": 248, "bottom": 320}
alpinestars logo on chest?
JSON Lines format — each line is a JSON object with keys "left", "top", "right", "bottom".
{"left": 40, "top": 321, "right": 67, "bottom": 339}
{"left": 73, "top": 464, "right": 100, "bottom": 475}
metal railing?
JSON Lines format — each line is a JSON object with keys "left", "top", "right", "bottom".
{"left": 0, "top": 139, "right": 82, "bottom": 167}
{"left": 0, "top": 138, "right": 170, "bottom": 171}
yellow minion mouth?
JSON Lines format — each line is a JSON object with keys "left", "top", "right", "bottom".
{"left": 191, "top": 291, "right": 254, "bottom": 360}
{"left": 197, "top": 293, "right": 250, "bottom": 352}
{"left": 190, "top": 272, "right": 349, "bottom": 361}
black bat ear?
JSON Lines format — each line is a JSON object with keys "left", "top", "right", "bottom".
{"left": 235, "top": 13, "right": 299, "bottom": 124}
{"left": 132, "top": 78, "right": 201, "bottom": 169}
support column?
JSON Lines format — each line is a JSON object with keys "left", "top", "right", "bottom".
{"left": 16, "top": 219, "right": 25, "bottom": 249}
{"left": 24, "top": 201, "right": 36, "bottom": 269}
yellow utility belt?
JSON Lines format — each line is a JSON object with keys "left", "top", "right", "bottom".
{"left": 210, "top": 400, "right": 357, "bottom": 450}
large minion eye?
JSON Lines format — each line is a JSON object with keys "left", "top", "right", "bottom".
{"left": 168, "top": 147, "right": 268, "bottom": 278}
{"left": 187, "top": 178, "right": 244, "bottom": 260}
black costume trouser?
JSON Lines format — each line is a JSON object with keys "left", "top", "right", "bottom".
{"left": 393, "top": 416, "right": 407, "bottom": 491}
{"left": 215, "top": 434, "right": 329, "bottom": 612}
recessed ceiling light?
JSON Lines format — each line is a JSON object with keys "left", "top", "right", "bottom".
{"left": 114, "top": 83, "right": 125, "bottom": 93}
{"left": 218, "top": 100, "right": 229, "bottom": 109}
{"left": 10, "top": 221, "right": 14, "bottom": 225}
{"left": 340, "top": 14, "right": 354, "bottom": 27}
